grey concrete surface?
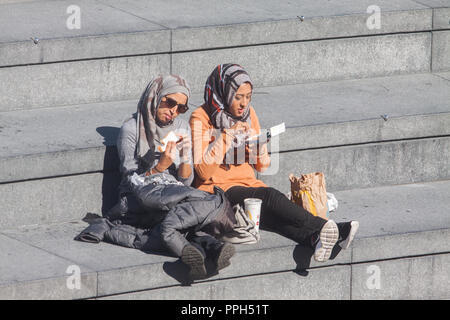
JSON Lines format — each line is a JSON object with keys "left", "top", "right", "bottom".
{"left": 251, "top": 72, "right": 450, "bottom": 129}
{"left": 0, "top": 32, "right": 432, "bottom": 110}
{"left": 413, "top": 0, "right": 450, "bottom": 8}
{"left": 353, "top": 229, "right": 450, "bottom": 263}
{"left": 0, "top": 234, "right": 97, "bottom": 299}
{"left": 2, "top": 72, "right": 449, "bottom": 183}
{"left": 352, "top": 254, "right": 450, "bottom": 299}
{"left": 0, "top": 273, "right": 97, "bottom": 300}
{"left": 0, "top": 30, "right": 171, "bottom": 67}
{"left": 103, "top": 0, "right": 428, "bottom": 29}
{"left": 2, "top": 72, "right": 449, "bottom": 155}
{"left": 261, "top": 137, "right": 450, "bottom": 193}
{"left": 0, "top": 172, "right": 120, "bottom": 229}
{"left": 432, "top": 31, "right": 450, "bottom": 71}
{"left": 0, "top": 0, "right": 40, "bottom": 3}
{"left": 433, "top": 7, "right": 450, "bottom": 29}
{"left": 0, "top": 0, "right": 429, "bottom": 41}
{"left": 102, "top": 266, "right": 351, "bottom": 300}
{"left": 331, "top": 180, "right": 450, "bottom": 239}
{"left": 0, "top": 147, "right": 117, "bottom": 183}
{"left": 0, "top": 99, "right": 137, "bottom": 158}
{"left": 173, "top": 33, "right": 431, "bottom": 93}
{"left": 277, "top": 113, "right": 450, "bottom": 152}
{"left": 437, "top": 71, "right": 450, "bottom": 80}
{"left": 171, "top": 9, "right": 432, "bottom": 52}
{"left": 0, "top": 54, "right": 170, "bottom": 112}
{"left": 0, "top": 0, "right": 438, "bottom": 66}
{"left": 0, "top": 0, "right": 166, "bottom": 43}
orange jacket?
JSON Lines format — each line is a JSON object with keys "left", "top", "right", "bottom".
{"left": 189, "top": 105, "right": 270, "bottom": 194}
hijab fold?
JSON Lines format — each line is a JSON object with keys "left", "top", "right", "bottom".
{"left": 136, "top": 75, "right": 190, "bottom": 165}
{"left": 204, "top": 64, "right": 253, "bottom": 130}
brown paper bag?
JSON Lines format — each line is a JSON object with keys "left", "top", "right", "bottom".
{"left": 289, "top": 172, "right": 329, "bottom": 220}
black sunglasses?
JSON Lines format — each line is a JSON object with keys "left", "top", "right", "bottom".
{"left": 161, "top": 97, "right": 189, "bottom": 114}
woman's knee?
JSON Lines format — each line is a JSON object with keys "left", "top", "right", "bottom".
{"left": 255, "top": 187, "right": 287, "bottom": 211}
{"left": 261, "top": 187, "right": 284, "bottom": 201}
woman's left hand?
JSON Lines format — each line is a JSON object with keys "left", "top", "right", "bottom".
{"left": 177, "top": 133, "right": 192, "bottom": 163}
{"left": 157, "top": 141, "right": 177, "bottom": 171}
{"left": 244, "top": 139, "right": 268, "bottom": 163}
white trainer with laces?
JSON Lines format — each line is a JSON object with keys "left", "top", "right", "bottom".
{"left": 339, "top": 221, "right": 360, "bottom": 250}
{"left": 314, "top": 220, "right": 339, "bottom": 262}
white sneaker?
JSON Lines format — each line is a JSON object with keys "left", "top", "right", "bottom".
{"left": 338, "top": 221, "right": 359, "bottom": 250}
{"left": 314, "top": 220, "right": 339, "bottom": 262}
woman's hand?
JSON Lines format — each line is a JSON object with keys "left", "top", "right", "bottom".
{"left": 177, "top": 134, "right": 192, "bottom": 163}
{"left": 244, "top": 139, "right": 269, "bottom": 162}
{"left": 226, "top": 121, "right": 250, "bottom": 136}
{"left": 156, "top": 141, "right": 177, "bottom": 172}
{"left": 222, "top": 121, "right": 250, "bottom": 150}
{"left": 175, "top": 133, "right": 192, "bottom": 179}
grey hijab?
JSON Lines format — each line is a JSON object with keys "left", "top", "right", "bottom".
{"left": 136, "top": 74, "right": 190, "bottom": 164}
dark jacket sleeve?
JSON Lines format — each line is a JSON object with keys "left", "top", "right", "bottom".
{"left": 134, "top": 183, "right": 207, "bottom": 212}
{"left": 74, "top": 218, "right": 115, "bottom": 243}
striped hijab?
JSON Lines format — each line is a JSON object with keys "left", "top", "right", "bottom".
{"left": 136, "top": 74, "right": 190, "bottom": 163}
{"left": 204, "top": 64, "right": 253, "bottom": 129}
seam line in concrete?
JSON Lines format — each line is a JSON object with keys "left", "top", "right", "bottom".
{"left": 96, "top": 271, "right": 99, "bottom": 299}
{"left": 350, "top": 246, "right": 354, "bottom": 299}
{"left": 169, "top": 29, "right": 436, "bottom": 55}
{"left": 340, "top": 251, "right": 450, "bottom": 268}
{"left": 412, "top": 0, "right": 431, "bottom": 9}
{"left": 430, "top": 9, "right": 434, "bottom": 71}
{"left": 94, "top": 0, "right": 170, "bottom": 30}
{"left": 432, "top": 73, "right": 450, "bottom": 83}
{"left": 0, "top": 170, "right": 105, "bottom": 185}
{"left": 170, "top": 29, "right": 173, "bottom": 74}
{"left": 411, "top": 1, "right": 450, "bottom": 10}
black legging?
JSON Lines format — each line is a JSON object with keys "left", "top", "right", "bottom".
{"left": 225, "top": 186, "right": 327, "bottom": 245}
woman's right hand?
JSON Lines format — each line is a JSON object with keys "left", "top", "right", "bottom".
{"left": 223, "top": 121, "right": 250, "bottom": 140}
{"left": 222, "top": 121, "right": 250, "bottom": 154}
{"left": 156, "top": 141, "right": 177, "bottom": 171}
{"left": 230, "top": 121, "right": 250, "bottom": 134}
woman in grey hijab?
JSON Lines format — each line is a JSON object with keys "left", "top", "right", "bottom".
{"left": 119, "top": 74, "right": 193, "bottom": 186}
{"left": 111, "top": 75, "right": 236, "bottom": 279}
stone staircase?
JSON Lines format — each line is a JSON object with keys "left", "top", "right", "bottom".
{"left": 0, "top": 0, "right": 449, "bottom": 299}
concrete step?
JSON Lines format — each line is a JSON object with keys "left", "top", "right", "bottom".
{"left": 1, "top": 72, "right": 449, "bottom": 228}
{"left": 102, "top": 253, "right": 450, "bottom": 300}
{"left": 0, "top": 33, "right": 436, "bottom": 111}
{"left": 1, "top": 1, "right": 449, "bottom": 111}
{"left": 2, "top": 72, "right": 449, "bottom": 182}
{"left": 1, "top": 180, "right": 449, "bottom": 299}
{"left": 262, "top": 136, "right": 450, "bottom": 193}
{"left": 0, "top": 0, "right": 440, "bottom": 66}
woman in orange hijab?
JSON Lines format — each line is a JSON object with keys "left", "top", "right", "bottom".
{"left": 189, "top": 64, "right": 359, "bottom": 262}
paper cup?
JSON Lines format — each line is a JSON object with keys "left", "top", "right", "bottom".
{"left": 244, "top": 198, "right": 262, "bottom": 232}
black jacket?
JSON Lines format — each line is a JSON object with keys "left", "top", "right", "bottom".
{"left": 75, "top": 173, "right": 235, "bottom": 257}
